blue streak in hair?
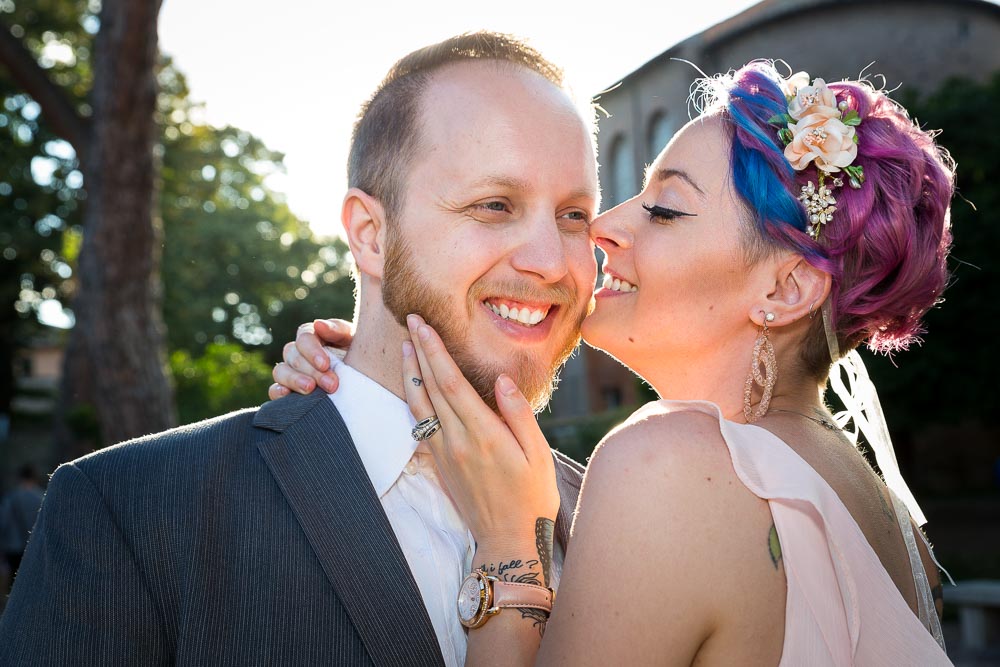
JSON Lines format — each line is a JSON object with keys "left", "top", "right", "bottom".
{"left": 725, "top": 77, "right": 812, "bottom": 249}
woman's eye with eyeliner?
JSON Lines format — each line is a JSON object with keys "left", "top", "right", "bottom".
{"left": 642, "top": 202, "right": 696, "bottom": 223}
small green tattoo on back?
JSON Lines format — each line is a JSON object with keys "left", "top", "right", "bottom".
{"left": 768, "top": 524, "right": 782, "bottom": 569}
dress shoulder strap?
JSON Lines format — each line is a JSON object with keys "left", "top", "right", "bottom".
{"left": 887, "top": 488, "right": 946, "bottom": 650}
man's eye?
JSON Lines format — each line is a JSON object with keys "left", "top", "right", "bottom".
{"left": 475, "top": 201, "right": 509, "bottom": 214}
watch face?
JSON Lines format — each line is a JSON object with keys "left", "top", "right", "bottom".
{"left": 457, "top": 574, "right": 482, "bottom": 622}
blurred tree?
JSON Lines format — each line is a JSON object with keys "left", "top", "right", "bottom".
{"left": 168, "top": 343, "right": 273, "bottom": 424}
{"left": 1, "top": 0, "right": 174, "bottom": 451}
{"left": 1, "top": 3, "right": 357, "bottom": 441}
{"left": 0, "top": 0, "right": 91, "bottom": 460}
{"left": 156, "top": 64, "right": 355, "bottom": 368}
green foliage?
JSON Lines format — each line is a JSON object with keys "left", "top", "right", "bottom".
{"left": 862, "top": 74, "right": 999, "bottom": 429}
{"left": 1, "top": 1, "right": 357, "bottom": 424}
{"left": 156, "top": 60, "right": 356, "bottom": 371}
{"left": 0, "top": 0, "right": 91, "bottom": 345}
{"left": 169, "top": 343, "right": 273, "bottom": 424}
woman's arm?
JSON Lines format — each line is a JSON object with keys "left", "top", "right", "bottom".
{"left": 534, "top": 412, "right": 726, "bottom": 666}
{"left": 399, "top": 318, "right": 778, "bottom": 666}
{"left": 400, "top": 315, "right": 559, "bottom": 666}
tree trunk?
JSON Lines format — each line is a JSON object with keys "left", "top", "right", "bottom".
{"left": 69, "top": 0, "right": 175, "bottom": 445}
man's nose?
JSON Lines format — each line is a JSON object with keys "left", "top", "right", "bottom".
{"left": 509, "top": 214, "right": 570, "bottom": 282}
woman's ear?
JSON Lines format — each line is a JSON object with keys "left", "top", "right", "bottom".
{"left": 749, "top": 255, "right": 831, "bottom": 327}
{"left": 341, "top": 187, "right": 388, "bottom": 280}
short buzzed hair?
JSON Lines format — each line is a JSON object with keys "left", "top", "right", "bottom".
{"left": 347, "top": 31, "right": 565, "bottom": 221}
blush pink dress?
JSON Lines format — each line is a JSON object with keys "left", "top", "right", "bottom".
{"left": 640, "top": 400, "right": 952, "bottom": 666}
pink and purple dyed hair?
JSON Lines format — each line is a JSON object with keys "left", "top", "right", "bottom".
{"left": 701, "top": 61, "right": 955, "bottom": 376}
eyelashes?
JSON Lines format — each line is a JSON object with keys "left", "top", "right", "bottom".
{"left": 642, "top": 203, "right": 697, "bottom": 223}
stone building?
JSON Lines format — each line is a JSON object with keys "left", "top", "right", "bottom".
{"left": 548, "top": 0, "right": 1000, "bottom": 422}
{"left": 596, "top": 0, "right": 1000, "bottom": 208}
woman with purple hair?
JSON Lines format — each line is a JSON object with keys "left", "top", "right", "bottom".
{"left": 275, "top": 61, "right": 954, "bottom": 664}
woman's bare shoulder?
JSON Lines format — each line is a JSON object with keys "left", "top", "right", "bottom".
{"left": 544, "top": 404, "right": 783, "bottom": 664}
{"left": 584, "top": 403, "right": 734, "bottom": 496}
{"left": 573, "top": 403, "right": 757, "bottom": 559}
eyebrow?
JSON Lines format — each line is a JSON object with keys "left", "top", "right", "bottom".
{"left": 645, "top": 167, "right": 707, "bottom": 198}
{"left": 468, "top": 176, "right": 597, "bottom": 205}
{"left": 468, "top": 175, "right": 533, "bottom": 192}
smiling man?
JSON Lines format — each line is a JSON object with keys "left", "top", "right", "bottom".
{"left": 0, "top": 32, "right": 596, "bottom": 666}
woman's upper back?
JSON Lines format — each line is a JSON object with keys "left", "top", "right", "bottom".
{"left": 656, "top": 400, "right": 949, "bottom": 665}
{"left": 544, "top": 399, "right": 950, "bottom": 666}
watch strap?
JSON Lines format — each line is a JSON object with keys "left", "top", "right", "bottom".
{"left": 491, "top": 579, "right": 554, "bottom": 612}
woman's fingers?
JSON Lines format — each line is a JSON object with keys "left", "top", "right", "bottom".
{"left": 405, "top": 317, "right": 461, "bottom": 431}
{"left": 268, "top": 382, "right": 292, "bottom": 400}
{"left": 406, "top": 314, "right": 497, "bottom": 427}
{"left": 281, "top": 341, "right": 339, "bottom": 393}
{"left": 272, "top": 358, "right": 320, "bottom": 394}
{"left": 313, "top": 319, "right": 355, "bottom": 351}
{"left": 494, "top": 374, "right": 548, "bottom": 464}
{"left": 401, "top": 340, "right": 439, "bottom": 428}
{"left": 295, "top": 323, "right": 335, "bottom": 374}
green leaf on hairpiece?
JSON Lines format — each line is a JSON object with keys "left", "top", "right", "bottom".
{"left": 767, "top": 113, "right": 794, "bottom": 127}
{"left": 777, "top": 128, "right": 794, "bottom": 145}
{"left": 844, "top": 165, "right": 865, "bottom": 188}
{"left": 853, "top": 134, "right": 859, "bottom": 144}
{"left": 842, "top": 110, "right": 861, "bottom": 126}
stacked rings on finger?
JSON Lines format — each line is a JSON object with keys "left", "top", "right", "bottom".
{"left": 411, "top": 416, "right": 441, "bottom": 441}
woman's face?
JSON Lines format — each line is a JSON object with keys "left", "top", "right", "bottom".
{"left": 582, "top": 114, "right": 764, "bottom": 385}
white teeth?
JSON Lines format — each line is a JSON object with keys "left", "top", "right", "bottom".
{"left": 601, "top": 273, "right": 638, "bottom": 293}
{"left": 485, "top": 301, "right": 549, "bottom": 327}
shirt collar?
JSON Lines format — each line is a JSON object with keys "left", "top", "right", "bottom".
{"left": 327, "top": 358, "right": 419, "bottom": 498}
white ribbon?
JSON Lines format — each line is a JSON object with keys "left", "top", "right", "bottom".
{"left": 828, "top": 349, "right": 927, "bottom": 526}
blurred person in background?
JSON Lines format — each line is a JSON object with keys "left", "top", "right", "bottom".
{"left": 1, "top": 464, "right": 44, "bottom": 593}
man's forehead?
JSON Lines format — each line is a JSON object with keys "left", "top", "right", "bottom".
{"left": 421, "top": 60, "right": 585, "bottom": 126}
{"left": 402, "top": 61, "right": 597, "bottom": 204}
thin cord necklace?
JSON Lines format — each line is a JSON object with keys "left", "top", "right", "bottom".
{"left": 768, "top": 408, "right": 839, "bottom": 431}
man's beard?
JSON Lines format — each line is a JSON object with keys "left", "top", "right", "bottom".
{"left": 382, "top": 230, "right": 586, "bottom": 413}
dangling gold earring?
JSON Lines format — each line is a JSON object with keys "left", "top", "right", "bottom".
{"left": 743, "top": 312, "right": 777, "bottom": 423}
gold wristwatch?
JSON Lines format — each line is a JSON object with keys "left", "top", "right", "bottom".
{"left": 456, "top": 569, "right": 554, "bottom": 629}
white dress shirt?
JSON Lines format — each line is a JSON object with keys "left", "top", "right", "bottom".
{"left": 328, "top": 358, "right": 563, "bottom": 667}
{"left": 329, "top": 359, "right": 473, "bottom": 667}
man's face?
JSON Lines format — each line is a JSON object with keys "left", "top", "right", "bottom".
{"left": 382, "top": 62, "right": 598, "bottom": 411}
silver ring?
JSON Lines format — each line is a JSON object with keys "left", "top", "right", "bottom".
{"left": 411, "top": 416, "right": 441, "bottom": 441}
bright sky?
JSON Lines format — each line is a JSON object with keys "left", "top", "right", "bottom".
{"left": 159, "top": 0, "right": 757, "bottom": 239}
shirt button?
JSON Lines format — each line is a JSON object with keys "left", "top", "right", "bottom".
{"left": 404, "top": 461, "right": 418, "bottom": 475}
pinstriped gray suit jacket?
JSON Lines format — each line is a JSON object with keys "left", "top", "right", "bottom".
{"left": 0, "top": 390, "right": 583, "bottom": 666}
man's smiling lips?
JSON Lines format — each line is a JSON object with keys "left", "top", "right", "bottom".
{"left": 481, "top": 297, "right": 560, "bottom": 342}
{"left": 483, "top": 297, "right": 552, "bottom": 326}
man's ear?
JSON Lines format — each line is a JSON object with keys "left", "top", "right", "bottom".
{"left": 749, "top": 254, "right": 831, "bottom": 327}
{"left": 341, "top": 187, "right": 388, "bottom": 280}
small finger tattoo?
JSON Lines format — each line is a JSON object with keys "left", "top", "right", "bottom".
{"left": 411, "top": 377, "right": 423, "bottom": 387}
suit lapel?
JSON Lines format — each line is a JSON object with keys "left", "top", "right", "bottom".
{"left": 256, "top": 394, "right": 444, "bottom": 667}
{"left": 552, "top": 452, "right": 585, "bottom": 553}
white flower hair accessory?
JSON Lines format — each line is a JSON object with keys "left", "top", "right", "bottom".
{"left": 770, "top": 72, "right": 866, "bottom": 240}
